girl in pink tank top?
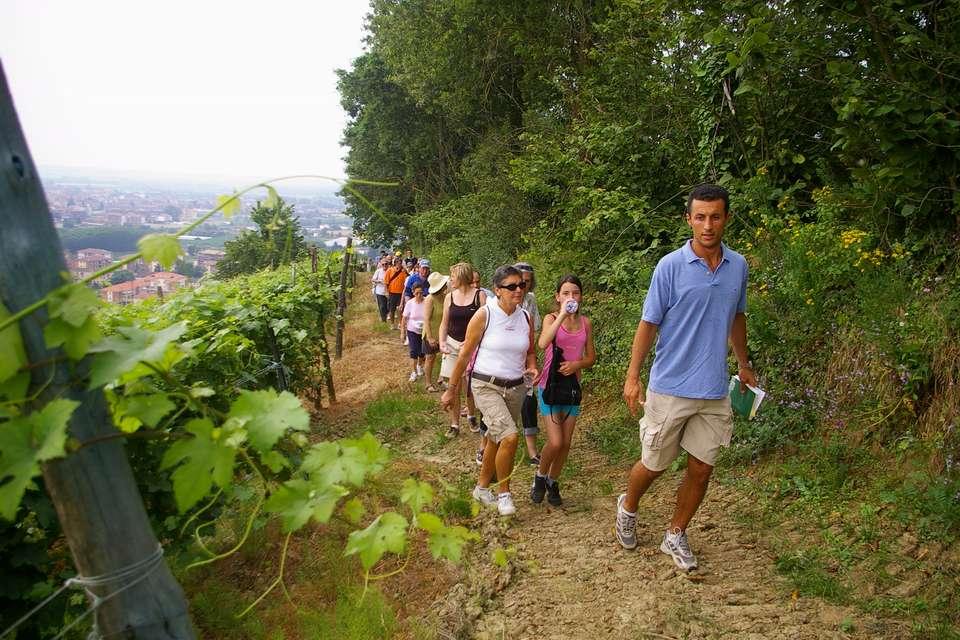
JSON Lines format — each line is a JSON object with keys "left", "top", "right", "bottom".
{"left": 531, "top": 275, "right": 596, "bottom": 507}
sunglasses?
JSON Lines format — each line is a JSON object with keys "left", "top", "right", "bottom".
{"left": 498, "top": 281, "right": 528, "bottom": 291}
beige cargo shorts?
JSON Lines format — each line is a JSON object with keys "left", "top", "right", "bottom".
{"left": 640, "top": 389, "right": 734, "bottom": 471}
{"left": 471, "top": 379, "right": 525, "bottom": 443}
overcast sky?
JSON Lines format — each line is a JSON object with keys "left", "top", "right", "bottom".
{"left": 0, "top": 1, "right": 370, "bottom": 182}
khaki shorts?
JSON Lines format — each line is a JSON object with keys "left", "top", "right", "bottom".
{"left": 639, "top": 389, "right": 734, "bottom": 471}
{"left": 440, "top": 337, "right": 463, "bottom": 380}
{"left": 471, "top": 378, "right": 525, "bottom": 443}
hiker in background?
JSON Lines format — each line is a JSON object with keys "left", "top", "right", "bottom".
{"left": 514, "top": 262, "right": 543, "bottom": 466}
{"left": 439, "top": 262, "right": 486, "bottom": 438}
{"left": 615, "top": 183, "right": 756, "bottom": 572}
{"left": 371, "top": 256, "right": 390, "bottom": 322}
{"left": 422, "top": 271, "right": 449, "bottom": 392}
{"left": 531, "top": 275, "right": 595, "bottom": 507}
{"left": 472, "top": 269, "right": 494, "bottom": 301}
{"left": 401, "top": 282, "right": 428, "bottom": 382}
{"left": 441, "top": 265, "right": 538, "bottom": 517}
{"left": 385, "top": 256, "right": 407, "bottom": 330}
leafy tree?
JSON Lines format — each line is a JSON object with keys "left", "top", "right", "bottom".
{"left": 173, "top": 258, "right": 204, "bottom": 279}
{"left": 109, "top": 269, "right": 136, "bottom": 285}
{"left": 216, "top": 197, "right": 305, "bottom": 278}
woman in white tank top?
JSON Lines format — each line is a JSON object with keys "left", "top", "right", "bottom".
{"left": 441, "top": 266, "right": 538, "bottom": 517}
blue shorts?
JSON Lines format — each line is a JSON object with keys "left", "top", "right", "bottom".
{"left": 537, "top": 388, "right": 581, "bottom": 419}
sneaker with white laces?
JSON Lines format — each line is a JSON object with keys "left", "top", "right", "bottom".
{"left": 497, "top": 492, "right": 516, "bottom": 516}
{"left": 615, "top": 493, "right": 638, "bottom": 550}
{"left": 472, "top": 485, "right": 496, "bottom": 506}
{"left": 408, "top": 371, "right": 418, "bottom": 382}
{"left": 416, "top": 364, "right": 424, "bottom": 377}
{"left": 660, "top": 527, "right": 698, "bottom": 572}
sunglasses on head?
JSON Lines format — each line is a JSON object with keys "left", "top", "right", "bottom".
{"left": 498, "top": 281, "right": 528, "bottom": 291}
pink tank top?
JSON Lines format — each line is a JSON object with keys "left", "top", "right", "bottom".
{"left": 539, "top": 318, "right": 587, "bottom": 388}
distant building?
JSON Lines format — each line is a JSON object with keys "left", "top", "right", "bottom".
{"left": 99, "top": 272, "right": 189, "bottom": 305}
{"left": 195, "top": 249, "right": 226, "bottom": 273}
{"left": 66, "top": 248, "right": 114, "bottom": 280}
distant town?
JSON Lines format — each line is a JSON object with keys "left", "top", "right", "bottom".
{"left": 44, "top": 167, "right": 356, "bottom": 304}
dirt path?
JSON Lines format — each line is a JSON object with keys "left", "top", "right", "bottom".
{"left": 330, "top": 296, "right": 906, "bottom": 640}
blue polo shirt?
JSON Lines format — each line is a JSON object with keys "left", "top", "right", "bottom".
{"left": 403, "top": 273, "right": 426, "bottom": 298}
{"left": 642, "top": 240, "right": 748, "bottom": 399}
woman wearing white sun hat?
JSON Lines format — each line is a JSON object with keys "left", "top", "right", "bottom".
{"left": 421, "top": 270, "right": 449, "bottom": 392}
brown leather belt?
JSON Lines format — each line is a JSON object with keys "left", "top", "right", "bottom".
{"left": 471, "top": 372, "right": 524, "bottom": 388}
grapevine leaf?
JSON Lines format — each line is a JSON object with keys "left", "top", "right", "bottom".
{"left": 259, "top": 450, "right": 289, "bottom": 473}
{"left": 33, "top": 400, "right": 80, "bottom": 461}
{"left": 491, "top": 547, "right": 509, "bottom": 567}
{"left": 189, "top": 386, "right": 215, "bottom": 398}
{"left": 417, "top": 512, "right": 476, "bottom": 564}
{"left": 264, "top": 185, "right": 280, "bottom": 208}
{"left": 217, "top": 194, "right": 241, "bottom": 219}
{"left": 263, "top": 478, "right": 348, "bottom": 533}
{"left": 0, "top": 399, "right": 78, "bottom": 520}
{"left": 341, "top": 497, "right": 365, "bottom": 524}
{"left": 44, "top": 316, "right": 102, "bottom": 361}
{"left": 0, "top": 303, "right": 27, "bottom": 384}
{"left": 400, "top": 478, "right": 433, "bottom": 514}
{"left": 344, "top": 511, "right": 408, "bottom": 570}
{"left": 88, "top": 322, "right": 187, "bottom": 388}
{"left": 301, "top": 441, "right": 370, "bottom": 487}
{"left": 48, "top": 284, "right": 100, "bottom": 327}
{"left": 160, "top": 418, "right": 236, "bottom": 512}
{"left": 0, "top": 372, "right": 29, "bottom": 410}
{"left": 138, "top": 234, "right": 184, "bottom": 270}
{"left": 341, "top": 432, "right": 390, "bottom": 473}
{"left": 115, "top": 393, "right": 176, "bottom": 430}
{"left": 227, "top": 389, "right": 309, "bottom": 453}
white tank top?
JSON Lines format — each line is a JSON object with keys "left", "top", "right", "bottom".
{"left": 473, "top": 299, "right": 529, "bottom": 379}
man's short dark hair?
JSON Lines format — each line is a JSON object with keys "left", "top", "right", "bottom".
{"left": 686, "top": 183, "right": 729, "bottom": 215}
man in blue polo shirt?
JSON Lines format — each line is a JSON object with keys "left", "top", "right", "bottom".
{"left": 614, "top": 183, "right": 758, "bottom": 572}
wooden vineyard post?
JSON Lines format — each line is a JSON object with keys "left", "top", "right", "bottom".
{"left": 334, "top": 237, "right": 352, "bottom": 359}
{"left": 0, "top": 62, "right": 196, "bottom": 638}
{"left": 310, "top": 247, "right": 335, "bottom": 405}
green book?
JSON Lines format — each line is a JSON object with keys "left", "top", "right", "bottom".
{"left": 729, "top": 375, "right": 766, "bottom": 420}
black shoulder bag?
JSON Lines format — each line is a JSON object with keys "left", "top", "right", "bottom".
{"left": 542, "top": 338, "right": 581, "bottom": 406}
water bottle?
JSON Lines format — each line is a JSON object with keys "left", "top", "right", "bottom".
{"left": 564, "top": 299, "right": 579, "bottom": 314}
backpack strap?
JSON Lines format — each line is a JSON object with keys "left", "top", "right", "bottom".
{"left": 465, "top": 307, "right": 490, "bottom": 396}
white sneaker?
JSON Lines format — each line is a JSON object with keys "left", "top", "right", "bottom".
{"left": 408, "top": 371, "right": 418, "bottom": 382}
{"left": 497, "top": 492, "right": 516, "bottom": 516}
{"left": 472, "top": 485, "right": 496, "bottom": 506}
{"left": 416, "top": 365, "right": 424, "bottom": 377}
{"left": 660, "top": 528, "right": 698, "bottom": 571}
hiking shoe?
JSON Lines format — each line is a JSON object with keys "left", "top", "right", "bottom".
{"left": 497, "top": 492, "right": 516, "bottom": 516}
{"left": 408, "top": 371, "right": 418, "bottom": 382}
{"left": 475, "top": 449, "right": 484, "bottom": 466}
{"left": 445, "top": 425, "right": 460, "bottom": 438}
{"left": 660, "top": 528, "right": 698, "bottom": 572}
{"left": 615, "top": 493, "right": 638, "bottom": 550}
{"left": 530, "top": 475, "right": 547, "bottom": 504}
{"left": 472, "top": 485, "right": 496, "bottom": 507}
{"left": 468, "top": 416, "right": 481, "bottom": 432}
{"left": 546, "top": 480, "right": 562, "bottom": 506}
{"left": 527, "top": 455, "right": 541, "bottom": 467}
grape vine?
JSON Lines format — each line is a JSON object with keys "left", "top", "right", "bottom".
{"left": 0, "top": 177, "right": 474, "bottom": 634}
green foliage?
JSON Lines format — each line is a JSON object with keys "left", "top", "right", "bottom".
{"left": 217, "top": 197, "right": 307, "bottom": 278}
{"left": 109, "top": 269, "right": 136, "bottom": 285}
{"left": 0, "top": 400, "right": 78, "bottom": 520}
{"left": 344, "top": 511, "right": 408, "bottom": 570}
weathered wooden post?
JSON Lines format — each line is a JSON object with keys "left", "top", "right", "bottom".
{"left": 0, "top": 62, "right": 195, "bottom": 638}
{"left": 334, "top": 238, "right": 352, "bottom": 359}
{"left": 310, "top": 247, "right": 335, "bottom": 406}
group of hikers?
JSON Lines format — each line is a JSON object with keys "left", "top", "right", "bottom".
{"left": 369, "top": 184, "right": 757, "bottom": 573}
